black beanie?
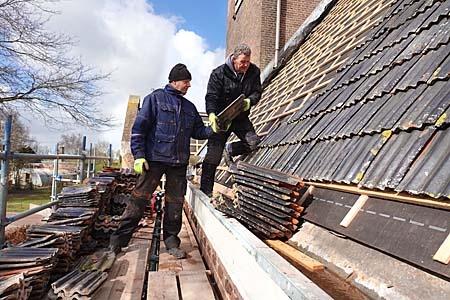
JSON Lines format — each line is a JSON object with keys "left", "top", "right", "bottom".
{"left": 168, "top": 63, "right": 192, "bottom": 82}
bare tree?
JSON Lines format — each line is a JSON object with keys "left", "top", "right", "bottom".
{"left": 93, "top": 140, "right": 112, "bottom": 167}
{"left": 94, "top": 140, "right": 110, "bottom": 156}
{"left": 0, "top": 0, "right": 112, "bottom": 128}
{"left": 0, "top": 112, "right": 34, "bottom": 152}
{"left": 58, "top": 132, "right": 82, "bottom": 154}
{"left": 0, "top": 112, "right": 37, "bottom": 189}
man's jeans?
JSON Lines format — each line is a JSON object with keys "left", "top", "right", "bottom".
{"left": 110, "top": 162, "right": 187, "bottom": 249}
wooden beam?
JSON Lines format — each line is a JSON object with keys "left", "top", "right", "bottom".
{"left": 297, "top": 186, "right": 315, "bottom": 205}
{"left": 305, "top": 182, "right": 450, "bottom": 211}
{"left": 340, "top": 195, "right": 368, "bottom": 228}
{"left": 213, "top": 182, "right": 235, "bottom": 199}
{"left": 433, "top": 233, "right": 450, "bottom": 265}
{"left": 265, "top": 240, "right": 324, "bottom": 273}
{"left": 94, "top": 238, "right": 151, "bottom": 300}
{"left": 178, "top": 271, "right": 215, "bottom": 300}
{"left": 147, "top": 271, "right": 179, "bottom": 300}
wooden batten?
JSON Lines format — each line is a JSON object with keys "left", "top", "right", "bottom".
{"left": 265, "top": 240, "right": 324, "bottom": 273}
{"left": 340, "top": 195, "right": 369, "bottom": 228}
{"left": 305, "top": 182, "right": 450, "bottom": 211}
{"left": 433, "top": 233, "right": 450, "bottom": 265}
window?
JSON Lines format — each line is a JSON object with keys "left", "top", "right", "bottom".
{"left": 234, "top": 0, "right": 244, "bottom": 17}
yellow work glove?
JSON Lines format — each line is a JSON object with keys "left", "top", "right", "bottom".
{"left": 134, "top": 158, "right": 149, "bottom": 174}
{"left": 243, "top": 98, "right": 251, "bottom": 111}
{"left": 209, "top": 113, "right": 220, "bottom": 133}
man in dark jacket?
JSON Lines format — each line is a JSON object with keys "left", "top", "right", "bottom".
{"left": 200, "top": 44, "right": 262, "bottom": 197}
{"left": 109, "top": 64, "right": 213, "bottom": 259}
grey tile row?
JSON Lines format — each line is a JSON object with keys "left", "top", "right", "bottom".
{"left": 252, "top": 0, "right": 450, "bottom": 199}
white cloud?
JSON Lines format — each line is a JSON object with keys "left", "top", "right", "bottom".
{"left": 27, "top": 0, "right": 224, "bottom": 151}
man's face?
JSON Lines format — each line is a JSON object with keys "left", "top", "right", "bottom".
{"left": 233, "top": 54, "right": 251, "bottom": 73}
{"left": 171, "top": 80, "right": 191, "bottom": 95}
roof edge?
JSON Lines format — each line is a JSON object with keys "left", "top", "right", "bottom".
{"left": 261, "top": 0, "right": 338, "bottom": 88}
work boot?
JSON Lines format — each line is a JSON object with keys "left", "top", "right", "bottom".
{"left": 200, "top": 163, "right": 216, "bottom": 197}
{"left": 168, "top": 247, "right": 186, "bottom": 259}
{"left": 223, "top": 144, "right": 233, "bottom": 166}
{"left": 99, "top": 249, "right": 118, "bottom": 271}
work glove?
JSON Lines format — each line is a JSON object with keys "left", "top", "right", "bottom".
{"left": 209, "top": 113, "right": 220, "bottom": 133}
{"left": 134, "top": 158, "right": 149, "bottom": 175}
{"left": 243, "top": 98, "right": 251, "bottom": 111}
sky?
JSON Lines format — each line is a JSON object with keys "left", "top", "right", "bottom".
{"left": 26, "top": 0, "right": 227, "bottom": 152}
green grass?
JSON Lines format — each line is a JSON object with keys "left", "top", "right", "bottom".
{"left": 6, "top": 188, "right": 52, "bottom": 213}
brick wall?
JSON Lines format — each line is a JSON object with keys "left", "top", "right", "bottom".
{"left": 120, "top": 95, "right": 140, "bottom": 170}
{"left": 226, "top": 0, "right": 263, "bottom": 65}
{"left": 227, "top": 0, "right": 321, "bottom": 70}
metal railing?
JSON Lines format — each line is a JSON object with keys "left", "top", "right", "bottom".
{"left": 0, "top": 116, "right": 113, "bottom": 247}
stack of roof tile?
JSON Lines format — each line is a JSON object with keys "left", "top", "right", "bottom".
{"left": 93, "top": 214, "right": 121, "bottom": 234}
{"left": 108, "top": 193, "right": 130, "bottom": 216}
{"left": 20, "top": 225, "right": 86, "bottom": 277}
{"left": 47, "top": 269, "right": 108, "bottom": 300}
{"left": 92, "top": 193, "right": 130, "bottom": 243}
{"left": 57, "top": 186, "right": 100, "bottom": 208}
{"left": 1, "top": 168, "right": 140, "bottom": 298}
{"left": 47, "top": 207, "right": 97, "bottom": 227}
{"left": 0, "top": 273, "right": 31, "bottom": 300}
{"left": 87, "top": 176, "right": 116, "bottom": 214}
{"left": 0, "top": 247, "right": 58, "bottom": 299}
{"left": 220, "top": 161, "right": 305, "bottom": 239}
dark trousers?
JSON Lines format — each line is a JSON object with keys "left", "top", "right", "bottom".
{"left": 200, "top": 117, "right": 260, "bottom": 195}
{"left": 110, "top": 162, "right": 187, "bottom": 249}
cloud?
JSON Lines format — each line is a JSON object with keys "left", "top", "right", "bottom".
{"left": 27, "top": 0, "right": 225, "bottom": 151}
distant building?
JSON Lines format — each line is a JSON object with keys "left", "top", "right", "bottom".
{"left": 121, "top": 95, "right": 140, "bottom": 170}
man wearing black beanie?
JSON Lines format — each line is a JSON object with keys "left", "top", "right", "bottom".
{"left": 168, "top": 63, "right": 192, "bottom": 83}
{"left": 109, "top": 63, "right": 215, "bottom": 259}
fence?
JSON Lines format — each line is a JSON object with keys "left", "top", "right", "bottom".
{"left": 0, "top": 116, "right": 113, "bottom": 247}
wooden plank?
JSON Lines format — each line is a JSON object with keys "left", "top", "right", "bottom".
{"left": 180, "top": 249, "right": 206, "bottom": 272}
{"left": 158, "top": 247, "right": 183, "bottom": 272}
{"left": 159, "top": 215, "right": 207, "bottom": 273}
{"left": 297, "top": 186, "right": 314, "bottom": 205}
{"left": 213, "top": 182, "right": 235, "bottom": 199}
{"left": 178, "top": 271, "right": 215, "bottom": 300}
{"left": 433, "top": 233, "right": 450, "bottom": 265}
{"left": 340, "top": 195, "right": 368, "bottom": 228}
{"left": 305, "top": 182, "right": 450, "bottom": 211}
{"left": 147, "top": 271, "right": 179, "bottom": 300}
{"left": 265, "top": 240, "right": 324, "bottom": 273}
{"left": 94, "top": 239, "right": 151, "bottom": 300}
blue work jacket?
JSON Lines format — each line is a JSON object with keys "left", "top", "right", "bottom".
{"left": 131, "top": 84, "right": 212, "bottom": 165}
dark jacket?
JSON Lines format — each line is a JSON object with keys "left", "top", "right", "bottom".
{"left": 131, "top": 84, "right": 212, "bottom": 165}
{"left": 205, "top": 57, "right": 262, "bottom": 120}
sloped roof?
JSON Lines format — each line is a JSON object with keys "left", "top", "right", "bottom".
{"left": 244, "top": 0, "right": 450, "bottom": 199}
{"left": 218, "top": 0, "right": 398, "bottom": 185}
